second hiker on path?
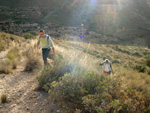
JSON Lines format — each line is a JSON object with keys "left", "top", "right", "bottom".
{"left": 100, "top": 59, "right": 113, "bottom": 75}
{"left": 37, "top": 29, "right": 55, "bottom": 65}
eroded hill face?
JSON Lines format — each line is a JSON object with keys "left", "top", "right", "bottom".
{"left": 0, "top": 0, "right": 150, "bottom": 46}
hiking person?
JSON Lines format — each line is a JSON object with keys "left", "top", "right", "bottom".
{"left": 100, "top": 59, "right": 113, "bottom": 75}
{"left": 37, "top": 30, "right": 55, "bottom": 65}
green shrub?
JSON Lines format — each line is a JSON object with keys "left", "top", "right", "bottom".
{"left": 11, "top": 60, "right": 17, "bottom": 69}
{"left": 146, "top": 58, "right": 150, "bottom": 67}
{"left": 112, "top": 60, "right": 121, "bottom": 64}
{"left": 6, "top": 46, "right": 21, "bottom": 61}
{"left": 32, "top": 31, "right": 38, "bottom": 36}
{"left": 47, "top": 71, "right": 150, "bottom": 113}
{"left": 23, "top": 32, "right": 33, "bottom": 39}
{"left": 1, "top": 94, "right": 7, "bottom": 103}
{"left": 147, "top": 68, "right": 150, "bottom": 75}
{"left": 143, "top": 51, "right": 150, "bottom": 56}
{"left": 5, "top": 46, "right": 21, "bottom": 71}
{"left": 37, "top": 54, "right": 76, "bottom": 90}
{"left": 0, "top": 59, "right": 13, "bottom": 74}
{"left": 96, "top": 54, "right": 101, "bottom": 58}
{"left": 48, "top": 73, "right": 108, "bottom": 112}
{"left": 136, "top": 65, "right": 146, "bottom": 72}
{"left": 0, "top": 40, "right": 6, "bottom": 52}
{"left": 50, "top": 73, "right": 107, "bottom": 102}
{"left": 37, "top": 65, "right": 150, "bottom": 113}
{"left": 113, "top": 45, "right": 131, "bottom": 55}
{"left": 148, "top": 45, "right": 150, "bottom": 49}
{"left": 132, "top": 52, "right": 143, "bottom": 57}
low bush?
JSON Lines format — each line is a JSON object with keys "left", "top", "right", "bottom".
{"left": 146, "top": 58, "right": 150, "bottom": 67}
{"left": 0, "top": 40, "right": 6, "bottom": 52}
{"left": 1, "top": 94, "right": 7, "bottom": 103}
{"left": 37, "top": 54, "right": 79, "bottom": 90}
{"left": 47, "top": 72, "right": 150, "bottom": 113}
{"left": 136, "top": 65, "right": 146, "bottom": 72}
{"left": 6, "top": 46, "right": 21, "bottom": 70}
{"left": 23, "top": 32, "right": 33, "bottom": 39}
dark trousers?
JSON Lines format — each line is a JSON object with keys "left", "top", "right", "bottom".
{"left": 42, "top": 48, "right": 50, "bottom": 65}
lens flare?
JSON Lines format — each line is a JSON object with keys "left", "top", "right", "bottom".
{"left": 90, "top": 0, "right": 97, "bottom": 6}
{"left": 71, "top": 0, "right": 77, "bottom": 6}
{"left": 147, "top": 0, "right": 150, "bottom": 7}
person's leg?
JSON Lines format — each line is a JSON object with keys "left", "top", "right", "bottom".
{"left": 103, "top": 71, "right": 109, "bottom": 76}
{"left": 109, "top": 71, "right": 111, "bottom": 75}
{"left": 43, "top": 48, "right": 50, "bottom": 65}
{"left": 42, "top": 48, "right": 45, "bottom": 64}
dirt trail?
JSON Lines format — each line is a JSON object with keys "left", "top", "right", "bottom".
{"left": 0, "top": 51, "right": 64, "bottom": 113}
{"left": 0, "top": 39, "right": 102, "bottom": 113}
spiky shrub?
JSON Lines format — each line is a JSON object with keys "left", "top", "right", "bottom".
{"left": 0, "top": 46, "right": 20, "bottom": 73}
{"left": 0, "top": 59, "right": 13, "bottom": 74}
{"left": 1, "top": 94, "right": 7, "bottom": 103}
{"left": 6, "top": 46, "right": 21, "bottom": 69}
{"left": 24, "top": 46, "right": 43, "bottom": 72}
{"left": 6, "top": 46, "right": 21, "bottom": 61}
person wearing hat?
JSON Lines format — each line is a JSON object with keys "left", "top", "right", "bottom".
{"left": 37, "top": 29, "right": 55, "bottom": 65}
{"left": 100, "top": 59, "right": 113, "bottom": 75}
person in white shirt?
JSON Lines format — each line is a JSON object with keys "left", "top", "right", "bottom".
{"left": 100, "top": 59, "right": 113, "bottom": 75}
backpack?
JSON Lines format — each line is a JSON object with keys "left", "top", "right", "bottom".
{"left": 46, "top": 35, "right": 50, "bottom": 41}
{"left": 39, "top": 34, "right": 50, "bottom": 43}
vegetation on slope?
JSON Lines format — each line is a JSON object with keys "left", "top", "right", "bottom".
{"left": 37, "top": 39, "right": 150, "bottom": 112}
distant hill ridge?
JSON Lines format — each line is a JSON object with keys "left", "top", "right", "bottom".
{"left": 0, "top": 0, "right": 150, "bottom": 46}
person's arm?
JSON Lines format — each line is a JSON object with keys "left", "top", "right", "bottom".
{"left": 110, "top": 63, "right": 113, "bottom": 73}
{"left": 52, "top": 47, "right": 55, "bottom": 55}
{"left": 49, "top": 36, "right": 55, "bottom": 55}
{"left": 99, "top": 61, "right": 104, "bottom": 66}
{"left": 37, "top": 37, "right": 40, "bottom": 49}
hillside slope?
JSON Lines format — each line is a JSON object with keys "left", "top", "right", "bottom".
{"left": 0, "top": 32, "right": 150, "bottom": 112}
{"left": 0, "top": 0, "right": 150, "bottom": 46}
{"left": 0, "top": 33, "right": 64, "bottom": 113}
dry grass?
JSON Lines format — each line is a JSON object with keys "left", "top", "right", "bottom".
{"left": 0, "top": 32, "right": 24, "bottom": 52}
{"left": 6, "top": 46, "right": 21, "bottom": 61}
{"left": 0, "top": 59, "right": 13, "bottom": 74}
{"left": 24, "top": 40, "right": 43, "bottom": 72}
{"left": 0, "top": 46, "right": 21, "bottom": 74}
{"left": 0, "top": 32, "right": 25, "bottom": 74}
{"left": 53, "top": 39, "right": 150, "bottom": 95}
